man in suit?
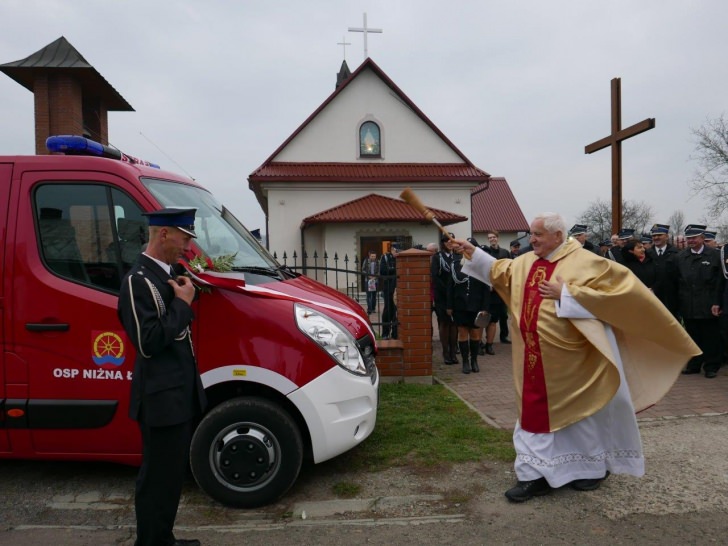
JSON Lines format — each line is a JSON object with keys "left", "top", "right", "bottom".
{"left": 117, "top": 208, "right": 206, "bottom": 546}
{"left": 645, "top": 223, "right": 680, "bottom": 319}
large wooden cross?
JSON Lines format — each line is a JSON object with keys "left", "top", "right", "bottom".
{"left": 585, "top": 78, "right": 655, "bottom": 232}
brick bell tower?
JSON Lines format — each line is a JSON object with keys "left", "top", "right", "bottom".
{"left": 0, "top": 36, "right": 133, "bottom": 154}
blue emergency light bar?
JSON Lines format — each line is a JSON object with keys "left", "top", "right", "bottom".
{"left": 46, "top": 135, "right": 160, "bottom": 169}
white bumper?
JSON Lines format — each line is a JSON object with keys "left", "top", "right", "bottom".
{"left": 288, "top": 365, "right": 379, "bottom": 463}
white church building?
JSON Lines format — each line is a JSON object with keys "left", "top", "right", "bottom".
{"left": 248, "top": 58, "right": 527, "bottom": 272}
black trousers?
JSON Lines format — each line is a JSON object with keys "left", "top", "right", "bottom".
{"left": 381, "top": 290, "right": 397, "bottom": 339}
{"left": 684, "top": 317, "right": 722, "bottom": 373}
{"left": 135, "top": 419, "right": 193, "bottom": 546}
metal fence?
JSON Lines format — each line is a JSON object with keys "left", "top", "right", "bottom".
{"left": 272, "top": 250, "right": 398, "bottom": 339}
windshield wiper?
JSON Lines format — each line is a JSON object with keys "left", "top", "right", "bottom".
{"left": 231, "top": 265, "right": 282, "bottom": 278}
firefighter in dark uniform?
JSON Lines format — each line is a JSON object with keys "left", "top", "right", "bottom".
{"left": 645, "top": 223, "right": 680, "bottom": 320}
{"left": 609, "top": 228, "right": 635, "bottom": 264}
{"left": 569, "top": 224, "right": 599, "bottom": 254}
{"left": 677, "top": 224, "right": 725, "bottom": 378}
{"left": 117, "top": 208, "right": 206, "bottom": 546}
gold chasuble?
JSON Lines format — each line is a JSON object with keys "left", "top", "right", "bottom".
{"left": 490, "top": 240, "right": 700, "bottom": 433}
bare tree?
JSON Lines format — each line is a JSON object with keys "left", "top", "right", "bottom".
{"left": 667, "top": 210, "right": 685, "bottom": 236}
{"left": 577, "top": 199, "right": 654, "bottom": 242}
{"left": 690, "top": 114, "right": 728, "bottom": 219}
{"left": 622, "top": 201, "right": 654, "bottom": 236}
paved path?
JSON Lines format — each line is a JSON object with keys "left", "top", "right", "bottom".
{"left": 432, "top": 326, "right": 728, "bottom": 429}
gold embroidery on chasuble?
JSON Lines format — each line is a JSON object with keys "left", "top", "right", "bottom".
{"left": 517, "top": 259, "right": 558, "bottom": 433}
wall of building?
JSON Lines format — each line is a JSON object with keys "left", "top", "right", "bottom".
{"left": 274, "top": 70, "right": 463, "bottom": 164}
{"left": 266, "top": 185, "right": 474, "bottom": 263}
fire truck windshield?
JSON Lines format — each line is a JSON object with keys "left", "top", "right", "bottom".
{"left": 142, "top": 178, "right": 276, "bottom": 270}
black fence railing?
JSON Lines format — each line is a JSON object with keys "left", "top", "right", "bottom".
{"left": 272, "top": 250, "right": 399, "bottom": 340}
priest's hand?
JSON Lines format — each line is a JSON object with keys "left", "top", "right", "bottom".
{"left": 451, "top": 238, "right": 475, "bottom": 259}
{"left": 539, "top": 275, "right": 564, "bottom": 300}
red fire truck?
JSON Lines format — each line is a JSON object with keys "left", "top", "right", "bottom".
{"left": 0, "top": 136, "right": 379, "bottom": 507}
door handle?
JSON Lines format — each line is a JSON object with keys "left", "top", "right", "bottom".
{"left": 25, "top": 323, "right": 70, "bottom": 332}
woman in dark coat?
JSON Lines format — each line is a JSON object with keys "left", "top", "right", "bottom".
{"left": 446, "top": 250, "right": 491, "bottom": 374}
{"left": 622, "top": 239, "right": 657, "bottom": 289}
{"left": 431, "top": 233, "right": 459, "bottom": 364}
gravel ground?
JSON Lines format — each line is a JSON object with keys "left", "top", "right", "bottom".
{"left": 1, "top": 414, "right": 727, "bottom": 544}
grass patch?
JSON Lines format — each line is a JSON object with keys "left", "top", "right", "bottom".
{"left": 332, "top": 481, "right": 362, "bottom": 498}
{"left": 332, "top": 382, "right": 514, "bottom": 472}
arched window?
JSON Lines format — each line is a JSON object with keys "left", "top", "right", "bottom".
{"left": 359, "top": 121, "right": 381, "bottom": 157}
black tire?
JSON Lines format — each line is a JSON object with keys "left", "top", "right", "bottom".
{"left": 190, "top": 397, "right": 303, "bottom": 508}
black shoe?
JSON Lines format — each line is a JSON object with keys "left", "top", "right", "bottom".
{"left": 173, "top": 539, "right": 201, "bottom": 546}
{"left": 500, "top": 338, "right": 512, "bottom": 344}
{"left": 705, "top": 371, "right": 718, "bottom": 378}
{"left": 571, "top": 471, "right": 610, "bottom": 491}
{"left": 681, "top": 369, "right": 701, "bottom": 375}
{"left": 504, "top": 478, "right": 552, "bottom": 502}
{"left": 478, "top": 342, "right": 485, "bottom": 356}
{"left": 471, "top": 361, "right": 480, "bottom": 373}
{"left": 485, "top": 343, "right": 495, "bottom": 355}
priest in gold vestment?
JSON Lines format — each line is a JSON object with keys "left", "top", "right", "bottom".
{"left": 454, "top": 213, "right": 700, "bottom": 502}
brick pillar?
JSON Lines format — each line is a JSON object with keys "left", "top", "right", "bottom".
{"left": 35, "top": 73, "right": 83, "bottom": 154}
{"left": 377, "top": 248, "right": 433, "bottom": 384}
{"left": 34, "top": 75, "right": 50, "bottom": 155}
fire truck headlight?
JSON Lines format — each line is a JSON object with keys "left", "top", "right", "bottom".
{"left": 295, "top": 304, "right": 366, "bottom": 375}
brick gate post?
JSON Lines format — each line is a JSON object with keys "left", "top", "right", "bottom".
{"left": 377, "top": 248, "right": 433, "bottom": 384}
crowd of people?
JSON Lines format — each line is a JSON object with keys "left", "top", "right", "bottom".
{"left": 591, "top": 222, "right": 726, "bottom": 378}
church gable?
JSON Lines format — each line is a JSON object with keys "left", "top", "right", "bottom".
{"left": 266, "top": 59, "right": 469, "bottom": 165}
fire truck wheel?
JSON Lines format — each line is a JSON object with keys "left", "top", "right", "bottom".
{"left": 190, "top": 396, "right": 303, "bottom": 508}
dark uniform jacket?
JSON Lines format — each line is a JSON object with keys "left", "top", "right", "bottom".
{"left": 431, "top": 250, "right": 454, "bottom": 315}
{"left": 446, "top": 255, "right": 490, "bottom": 313}
{"left": 610, "top": 246, "right": 624, "bottom": 264}
{"left": 676, "top": 246, "right": 726, "bottom": 319}
{"left": 118, "top": 254, "right": 206, "bottom": 427}
{"left": 483, "top": 246, "right": 510, "bottom": 305}
{"left": 646, "top": 244, "right": 680, "bottom": 316}
{"left": 583, "top": 240, "right": 600, "bottom": 254}
{"left": 379, "top": 252, "right": 397, "bottom": 294}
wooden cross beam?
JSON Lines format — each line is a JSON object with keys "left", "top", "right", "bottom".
{"left": 585, "top": 78, "right": 655, "bottom": 233}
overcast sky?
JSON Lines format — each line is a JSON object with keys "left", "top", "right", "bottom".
{"left": 2, "top": 0, "right": 726, "bottom": 236}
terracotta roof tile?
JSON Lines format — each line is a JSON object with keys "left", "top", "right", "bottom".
{"left": 471, "top": 177, "right": 529, "bottom": 232}
{"left": 250, "top": 162, "right": 489, "bottom": 182}
{"left": 302, "top": 193, "right": 467, "bottom": 226}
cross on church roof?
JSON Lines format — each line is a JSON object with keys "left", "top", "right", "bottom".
{"left": 337, "top": 36, "right": 351, "bottom": 60}
{"left": 348, "top": 12, "right": 382, "bottom": 59}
